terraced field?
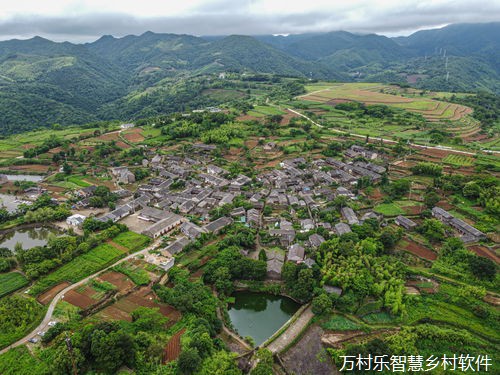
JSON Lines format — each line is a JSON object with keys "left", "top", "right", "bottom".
{"left": 300, "top": 83, "right": 472, "bottom": 122}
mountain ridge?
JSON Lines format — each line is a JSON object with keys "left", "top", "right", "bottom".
{"left": 0, "top": 22, "right": 498, "bottom": 133}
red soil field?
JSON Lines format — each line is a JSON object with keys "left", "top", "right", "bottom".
{"left": 164, "top": 329, "right": 186, "bottom": 363}
{"left": 115, "top": 141, "right": 131, "bottom": 149}
{"left": 468, "top": 246, "right": 499, "bottom": 264}
{"left": 37, "top": 282, "right": 71, "bottom": 305}
{"left": 123, "top": 130, "right": 145, "bottom": 143}
{"left": 64, "top": 288, "right": 95, "bottom": 309}
{"left": 404, "top": 240, "right": 437, "bottom": 261}
{"left": 97, "top": 132, "right": 120, "bottom": 141}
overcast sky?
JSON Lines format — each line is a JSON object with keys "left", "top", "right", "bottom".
{"left": 0, "top": 0, "right": 499, "bottom": 42}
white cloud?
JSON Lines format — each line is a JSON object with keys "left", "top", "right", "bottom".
{"left": 0, "top": 0, "right": 498, "bottom": 41}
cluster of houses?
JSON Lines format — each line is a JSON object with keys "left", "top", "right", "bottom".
{"left": 64, "top": 142, "right": 487, "bottom": 280}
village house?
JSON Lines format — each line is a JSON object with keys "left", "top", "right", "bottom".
{"left": 341, "top": 207, "right": 359, "bottom": 225}
{"left": 431, "top": 206, "right": 454, "bottom": 222}
{"left": 66, "top": 214, "right": 86, "bottom": 227}
{"left": 164, "top": 236, "right": 190, "bottom": 255}
{"left": 142, "top": 212, "right": 185, "bottom": 239}
{"left": 247, "top": 208, "right": 261, "bottom": 227}
{"left": 180, "top": 221, "right": 206, "bottom": 240}
{"left": 288, "top": 243, "right": 305, "bottom": 262}
{"left": 308, "top": 233, "right": 326, "bottom": 248}
{"left": 266, "top": 249, "right": 285, "bottom": 279}
{"left": 395, "top": 215, "right": 417, "bottom": 230}
{"left": 203, "top": 216, "right": 233, "bottom": 234}
{"left": 335, "top": 222, "right": 352, "bottom": 236}
{"left": 300, "top": 218, "right": 315, "bottom": 232}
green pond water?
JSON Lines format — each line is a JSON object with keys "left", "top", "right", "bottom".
{"left": 0, "top": 227, "right": 60, "bottom": 251}
{"left": 228, "top": 291, "right": 301, "bottom": 345}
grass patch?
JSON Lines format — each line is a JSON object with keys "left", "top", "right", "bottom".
{"left": 30, "top": 243, "right": 126, "bottom": 296}
{"left": 112, "top": 231, "right": 151, "bottom": 252}
{"left": 321, "top": 315, "right": 364, "bottom": 331}
{"left": 361, "top": 312, "right": 396, "bottom": 324}
{"left": 0, "top": 272, "right": 29, "bottom": 298}
{"left": 113, "top": 262, "right": 150, "bottom": 286}
{"left": 0, "top": 345, "right": 49, "bottom": 375}
{"left": 373, "top": 203, "right": 405, "bottom": 216}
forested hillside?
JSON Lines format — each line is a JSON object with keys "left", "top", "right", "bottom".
{"left": 0, "top": 23, "right": 498, "bottom": 134}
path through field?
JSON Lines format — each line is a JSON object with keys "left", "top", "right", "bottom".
{"left": 0, "top": 240, "right": 160, "bottom": 355}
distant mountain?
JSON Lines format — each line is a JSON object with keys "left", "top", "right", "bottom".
{"left": 0, "top": 23, "right": 498, "bottom": 133}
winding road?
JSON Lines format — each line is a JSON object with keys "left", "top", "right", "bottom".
{"left": 0, "top": 240, "right": 159, "bottom": 355}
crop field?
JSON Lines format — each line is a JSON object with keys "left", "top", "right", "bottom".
{"left": 247, "top": 105, "right": 286, "bottom": 117}
{"left": 111, "top": 231, "right": 151, "bottom": 252}
{"left": 0, "top": 272, "right": 29, "bottom": 298}
{"left": 373, "top": 203, "right": 405, "bottom": 216}
{"left": 113, "top": 261, "right": 151, "bottom": 286}
{"left": 31, "top": 243, "right": 126, "bottom": 296}
{"left": 299, "top": 83, "right": 472, "bottom": 122}
{"left": 321, "top": 315, "right": 364, "bottom": 331}
{"left": 442, "top": 154, "right": 475, "bottom": 167}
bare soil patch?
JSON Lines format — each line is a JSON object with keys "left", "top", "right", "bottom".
{"left": 404, "top": 240, "right": 437, "bottom": 261}
{"left": 282, "top": 325, "right": 338, "bottom": 375}
{"left": 123, "top": 130, "right": 145, "bottom": 143}
{"left": 163, "top": 328, "right": 186, "bottom": 363}
{"left": 64, "top": 289, "right": 95, "bottom": 309}
{"left": 37, "top": 282, "right": 71, "bottom": 305}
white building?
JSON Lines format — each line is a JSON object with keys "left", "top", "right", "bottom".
{"left": 66, "top": 214, "right": 86, "bottom": 227}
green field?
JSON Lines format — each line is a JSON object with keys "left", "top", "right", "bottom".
{"left": 0, "top": 346, "right": 48, "bottom": 375}
{"left": 247, "top": 105, "right": 286, "bottom": 117}
{"left": 299, "top": 82, "right": 471, "bottom": 122}
{"left": 31, "top": 243, "right": 126, "bottom": 296}
{"left": 0, "top": 272, "right": 29, "bottom": 298}
{"left": 443, "top": 154, "right": 474, "bottom": 166}
{"left": 111, "top": 231, "right": 151, "bottom": 252}
{"left": 373, "top": 203, "right": 405, "bottom": 216}
{"left": 321, "top": 314, "right": 364, "bottom": 331}
{"left": 113, "top": 262, "right": 151, "bottom": 285}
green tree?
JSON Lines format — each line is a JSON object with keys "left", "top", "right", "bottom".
{"left": 312, "top": 293, "right": 333, "bottom": 315}
{"left": 178, "top": 347, "right": 202, "bottom": 374}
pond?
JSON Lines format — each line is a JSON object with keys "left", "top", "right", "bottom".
{"left": 0, "top": 227, "right": 61, "bottom": 251}
{"left": 228, "top": 291, "right": 301, "bottom": 346}
{"left": 0, "top": 193, "right": 32, "bottom": 213}
{"left": 3, "top": 174, "right": 44, "bottom": 182}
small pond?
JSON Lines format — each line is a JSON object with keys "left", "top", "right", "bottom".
{"left": 0, "top": 194, "right": 23, "bottom": 213}
{"left": 0, "top": 227, "right": 61, "bottom": 251}
{"left": 3, "top": 174, "right": 44, "bottom": 182}
{"left": 228, "top": 291, "right": 301, "bottom": 346}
